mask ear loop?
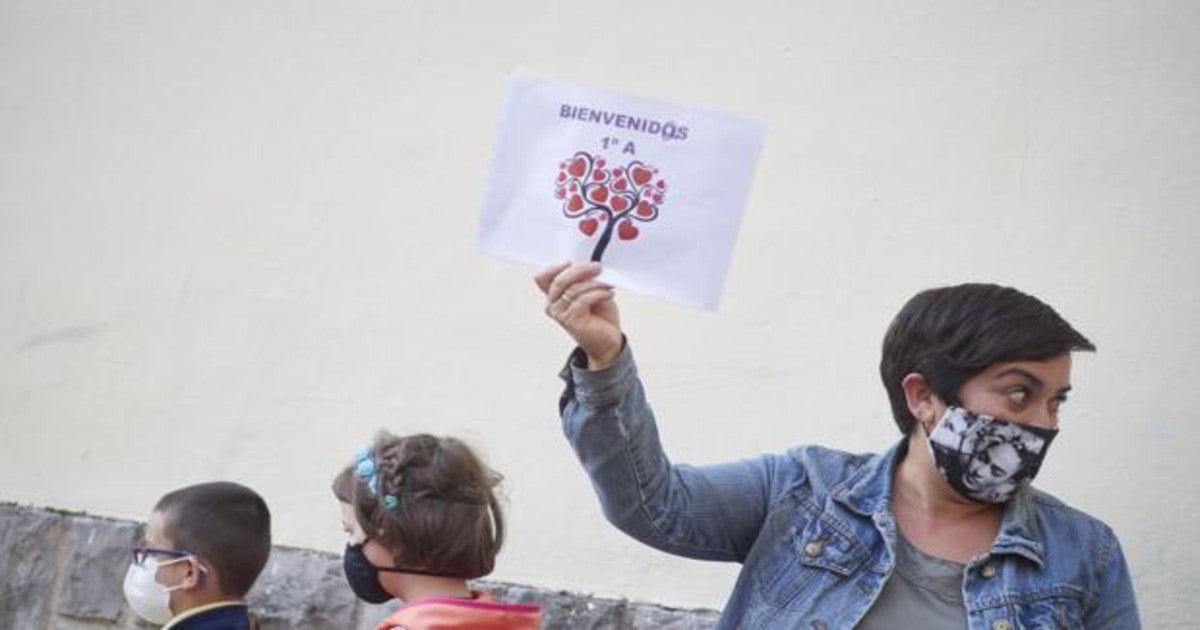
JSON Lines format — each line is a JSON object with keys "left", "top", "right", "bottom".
{"left": 154, "top": 555, "right": 208, "bottom": 591}
{"left": 918, "top": 408, "right": 937, "bottom": 438}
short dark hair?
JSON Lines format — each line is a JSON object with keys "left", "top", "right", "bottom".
{"left": 880, "top": 283, "right": 1095, "bottom": 434}
{"left": 154, "top": 481, "right": 272, "bottom": 597}
{"left": 340, "top": 432, "right": 504, "bottom": 580}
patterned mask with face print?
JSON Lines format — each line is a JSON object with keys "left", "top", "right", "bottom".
{"left": 925, "top": 406, "right": 1058, "bottom": 504}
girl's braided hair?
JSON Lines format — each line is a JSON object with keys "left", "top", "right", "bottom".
{"left": 332, "top": 431, "right": 504, "bottom": 579}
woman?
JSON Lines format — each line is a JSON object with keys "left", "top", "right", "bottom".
{"left": 535, "top": 261, "right": 1139, "bottom": 629}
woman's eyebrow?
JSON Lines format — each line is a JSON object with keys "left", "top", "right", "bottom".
{"left": 993, "top": 367, "right": 1043, "bottom": 389}
{"left": 994, "top": 368, "right": 1072, "bottom": 396}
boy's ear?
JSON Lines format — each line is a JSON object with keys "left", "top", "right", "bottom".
{"left": 180, "top": 556, "right": 209, "bottom": 591}
{"left": 901, "top": 373, "right": 940, "bottom": 431}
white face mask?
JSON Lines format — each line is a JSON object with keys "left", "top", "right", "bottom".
{"left": 122, "top": 556, "right": 188, "bottom": 624}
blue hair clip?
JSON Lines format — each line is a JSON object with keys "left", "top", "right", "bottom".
{"left": 354, "top": 445, "right": 376, "bottom": 481}
{"left": 353, "top": 444, "right": 397, "bottom": 509}
{"left": 356, "top": 458, "right": 376, "bottom": 480}
{"left": 354, "top": 445, "right": 383, "bottom": 499}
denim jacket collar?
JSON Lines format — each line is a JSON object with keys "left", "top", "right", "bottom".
{"left": 832, "top": 439, "right": 1046, "bottom": 568}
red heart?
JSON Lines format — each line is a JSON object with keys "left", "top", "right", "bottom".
{"left": 567, "top": 195, "right": 584, "bottom": 213}
{"left": 618, "top": 219, "right": 639, "bottom": 240}
{"left": 613, "top": 179, "right": 628, "bottom": 191}
{"left": 630, "top": 164, "right": 653, "bottom": 187}
{"left": 556, "top": 173, "right": 566, "bottom": 183}
{"left": 592, "top": 169, "right": 607, "bottom": 182}
{"left": 588, "top": 186, "right": 609, "bottom": 204}
{"left": 568, "top": 156, "right": 588, "bottom": 178}
{"left": 554, "top": 188, "right": 565, "bottom": 199}
{"left": 656, "top": 180, "right": 666, "bottom": 189}
{"left": 579, "top": 218, "right": 598, "bottom": 236}
{"left": 635, "top": 201, "right": 655, "bottom": 217}
{"left": 611, "top": 196, "right": 630, "bottom": 212}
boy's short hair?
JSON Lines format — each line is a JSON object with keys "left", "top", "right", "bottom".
{"left": 338, "top": 432, "right": 504, "bottom": 580}
{"left": 880, "top": 283, "right": 1095, "bottom": 434}
{"left": 154, "top": 481, "right": 271, "bottom": 597}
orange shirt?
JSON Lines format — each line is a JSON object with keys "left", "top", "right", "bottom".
{"left": 376, "top": 590, "right": 542, "bottom": 630}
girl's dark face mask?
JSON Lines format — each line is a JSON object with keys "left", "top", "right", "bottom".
{"left": 342, "top": 543, "right": 395, "bottom": 603}
{"left": 342, "top": 541, "right": 464, "bottom": 603}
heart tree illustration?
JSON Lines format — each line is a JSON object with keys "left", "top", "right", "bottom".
{"left": 554, "top": 151, "right": 667, "bottom": 262}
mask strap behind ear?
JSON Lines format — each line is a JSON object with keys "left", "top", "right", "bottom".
{"left": 921, "top": 405, "right": 945, "bottom": 437}
{"left": 159, "top": 555, "right": 206, "bottom": 591}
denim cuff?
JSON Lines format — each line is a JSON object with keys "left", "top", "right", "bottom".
{"left": 557, "top": 337, "right": 634, "bottom": 411}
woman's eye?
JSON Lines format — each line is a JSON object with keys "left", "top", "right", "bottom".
{"left": 1007, "top": 388, "right": 1029, "bottom": 405}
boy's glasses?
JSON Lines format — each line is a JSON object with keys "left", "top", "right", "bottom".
{"left": 131, "top": 547, "right": 195, "bottom": 566}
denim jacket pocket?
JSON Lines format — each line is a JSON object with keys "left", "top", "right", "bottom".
{"left": 753, "top": 500, "right": 870, "bottom": 613}
{"left": 795, "top": 512, "right": 870, "bottom": 577}
{"left": 974, "top": 586, "right": 1088, "bottom": 630}
{"left": 1012, "top": 586, "right": 1088, "bottom": 630}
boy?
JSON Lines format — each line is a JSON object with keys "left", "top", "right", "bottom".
{"left": 123, "top": 481, "right": 271, "bottom": 629}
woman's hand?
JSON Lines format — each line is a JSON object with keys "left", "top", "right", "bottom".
{"left": 535, "top": 261, "right": 623, "bottom": 369}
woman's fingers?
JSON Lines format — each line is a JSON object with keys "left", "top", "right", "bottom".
{"left": 547, "top": 280, "right": 612, "bottom": 318}
{"left": 534, "top": 260, "right": 572, "bottom": 294}
{"left": 544, "top": 262, "right": 603, "bottom": 304}
{"left": 558, "top": 279, "right": 613, "bottom": 304}
{"left": 568, "top": 288, "right": 615, "bottom": 315}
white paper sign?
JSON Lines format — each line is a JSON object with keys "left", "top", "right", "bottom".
{"left": 478, "top": 70, "right": 764, "bottom": 310}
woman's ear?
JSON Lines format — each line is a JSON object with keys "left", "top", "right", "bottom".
{"left": 901, "top": 373, "right": 940, "bottom": 432}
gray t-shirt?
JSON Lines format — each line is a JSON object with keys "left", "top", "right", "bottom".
{"left": 857, "top": 532, "right": 968, "bottom": 629}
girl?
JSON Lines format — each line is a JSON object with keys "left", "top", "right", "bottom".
{"left": 332, "top": 431, "right": 541, "bottom": 629}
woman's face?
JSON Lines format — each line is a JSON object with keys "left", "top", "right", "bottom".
{"left": 950, "top": 353, "right": 1073, "bottom": 431}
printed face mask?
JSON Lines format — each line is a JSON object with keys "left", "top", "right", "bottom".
{"left": 123, "top": 556, "right": 188, "bottom": 624}
{"left": 925, "top": 406, "right": 1057, "bottom": 504}
{"left": 343, "top": 543, "right": 396, "bottom": 604}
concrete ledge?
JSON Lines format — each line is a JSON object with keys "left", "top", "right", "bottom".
{"left": 0, "top": 502, "right": 718, "bottom": 629}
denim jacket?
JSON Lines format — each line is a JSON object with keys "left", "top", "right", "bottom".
{"left": 559, "top": 345, "right": 1140, "bottom": 629}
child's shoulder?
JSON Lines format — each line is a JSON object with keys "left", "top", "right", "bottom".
{"left": 378, "top": 590, "right": 542, "bottom": 630}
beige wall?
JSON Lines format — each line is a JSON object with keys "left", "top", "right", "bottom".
{"left": 2, "top": 1, "right": 1196, "bottom": 626}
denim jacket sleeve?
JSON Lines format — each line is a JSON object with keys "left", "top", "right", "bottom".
{"left": 1085, "top": 529, "right": 1141, "bottom": 629}
{"left": 558, "top": 343, "right": 786, "bottom": 563}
